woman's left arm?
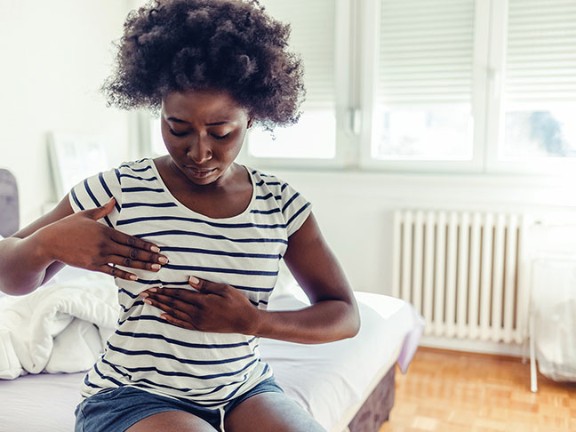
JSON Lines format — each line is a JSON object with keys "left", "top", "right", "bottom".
{"left": 255, "top": 212, "right": 360, "bottom": 343}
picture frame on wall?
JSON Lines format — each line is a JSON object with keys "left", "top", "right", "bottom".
{"left": 48, "top": 132, "right": 109, "bottom": 200}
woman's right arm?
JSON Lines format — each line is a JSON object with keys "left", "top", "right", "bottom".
{"left": 0, "top": 195, "right": 167, "bottom": 296}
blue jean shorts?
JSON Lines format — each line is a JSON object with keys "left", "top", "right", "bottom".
{"left": 74, "top": 377, "right": 284, "bottom": 432}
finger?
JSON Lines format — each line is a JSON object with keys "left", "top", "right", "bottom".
{"left": 147, "top": 290, "right": 204, "bottom": 310}
{"left": 106, "top": 255, "right": 164, "bottom": 272}
{"left": 99, "top": 263, "right": 138, "bottom": 281}
{"left": 188, "top": 276, "right": 226, "bottom": 295}
{"left": 85, "top": 197, "right": 116, "bottom": 221}
{"left": 144, "top": 295, "right": 200, "bottom": 321}
{"left": 140, "top": 288, "right": 202, "bottom": 304}
{"left": 160, "top": 313, "right": 196, "bottom": 330}
{"left": 108, "top": 244, "right": 168, "bottom": 269}
{"left": 188, "top": 276, "right": 202, "bottom": 289}
{"left": 150, "top": 287, "right": 201, "bottom": 298}
{"left": 140, "top": 287, "right": 160, "bottom": 297}
{"left": 109, "top": 230, "right": 162, "bottom": 254}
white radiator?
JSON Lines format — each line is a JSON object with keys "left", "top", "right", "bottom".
{"left": 392, "top": 209, "right": 529, "bottom": 344}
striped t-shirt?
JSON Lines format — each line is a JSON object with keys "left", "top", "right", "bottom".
{"left": 69, "top": 158, "right": 311, "bottom": 407}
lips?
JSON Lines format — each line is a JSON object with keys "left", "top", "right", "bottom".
{"left": 184, "top": 166, "right": 217, "bottom": 179}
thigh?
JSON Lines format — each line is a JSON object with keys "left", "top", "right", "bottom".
{"left": 75, "top": 386, "right": 221, "bottom": 432}
{"left": 224, "top": 392, "right": 326, "bottom": 432}
{"left": 126, "top": 410, "right": 217, "bottom": 432}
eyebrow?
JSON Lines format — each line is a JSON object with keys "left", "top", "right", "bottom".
{"left": 166, "top": 116, "right": 232, "bottom": 126}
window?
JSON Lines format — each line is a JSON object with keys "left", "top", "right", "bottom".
{"left": 362, "top": 0, "right": 576, "bottom": 174}
{"left": 141, "top": 0, "right": 576, "bottom": 176}
{"left": 497, "top": 0, "right": 576, "bottom": 173}
{"left": 370, "top": 0, "right": 475, "bottom": 162}
{"left": 242, "top": 0, "right": 348, "bottom": 168}
{"left": 358, "top": 0, "right": 487, "bottom": 173}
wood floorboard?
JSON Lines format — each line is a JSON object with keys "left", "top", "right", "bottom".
{"left": 379, "top": 347, "right": 576, "bottom": 432}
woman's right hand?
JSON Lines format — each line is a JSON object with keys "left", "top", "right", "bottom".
{"left": 39, "top": 197, "right": 167, "bottom": 281}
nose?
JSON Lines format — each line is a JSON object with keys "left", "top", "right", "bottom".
{"left": 187, "top": 135, "right": 212, "bottom": 164}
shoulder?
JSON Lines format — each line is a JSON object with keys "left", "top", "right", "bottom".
{"left": 246, "top": 166, "right": 311, "bottom": 232}
{"left": 247, "top": 166, "right": 292, "bottom": 194}
{"left": 69, "top": 159, "right": 154, "bottom": 209}
{"left": 116, "top": 158, "right": 156, "bottom": 176}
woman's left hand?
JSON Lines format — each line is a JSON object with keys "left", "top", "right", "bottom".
{"left": 140, "top": 276, "right": 260, "bottom": 334}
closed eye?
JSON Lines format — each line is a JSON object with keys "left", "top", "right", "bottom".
{"left": 168, "top": 128, "right": 231, "bottom": 140}
{"left": 211, "top": 133, "right": 231, "bottom": 140}
{"left": 169, "top": 128, "right": 189, "bottom": 137}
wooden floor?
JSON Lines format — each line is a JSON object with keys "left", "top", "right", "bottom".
{"left": 379, "top": 347, "right": 576, "bottom": 432}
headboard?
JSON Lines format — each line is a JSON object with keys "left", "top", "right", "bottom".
{"left": 0, "top": 169, "right": 19, "bottom": 237}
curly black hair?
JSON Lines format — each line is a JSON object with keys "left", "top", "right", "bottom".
{"left": 102, "top": 0, "right": 306, "bottom": 128}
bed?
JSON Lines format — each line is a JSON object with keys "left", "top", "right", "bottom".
{"left": 0, "top": 167, "right": 424, "bottom": 432}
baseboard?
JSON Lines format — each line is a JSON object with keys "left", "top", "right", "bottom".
{"left": 418, "top": 335, "right": 529, "bottom": 359}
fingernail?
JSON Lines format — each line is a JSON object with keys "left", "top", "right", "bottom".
{"left": 140, "top": 292, "right": 148, "bottom": 298}
{"left": 143, "top": 299, "right": 152, "bottom": 305}
{"left": 151, "top": 264, "right": 161, "bottom": 270}
{"left": 129, "top": 274, "right": 138, "bottom": 280}
{"left": 189, "top": 276, "right": 200, "bottom": 284}
{"left": 158, "top": 256, "right": 168, "bottom": 264}
{"left": 151, "top": 246, "right": 161, "bottom": 253}
{"left": 149, "top": 288, "right": 158, "bottom": 293}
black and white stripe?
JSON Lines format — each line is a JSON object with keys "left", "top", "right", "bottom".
{"left": 70, "top": 159, "right": 311, "bottom": 407}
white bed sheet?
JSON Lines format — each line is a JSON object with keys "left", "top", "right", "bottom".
{"left": 0, "top": 371, "right": 82, "bottom": 432}
{"left": 264, "top": 292, "right": 423, "bottom": 432}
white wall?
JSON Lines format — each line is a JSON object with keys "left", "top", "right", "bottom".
{"left": 0, "top": 0, "right": 134, "bottom": 224}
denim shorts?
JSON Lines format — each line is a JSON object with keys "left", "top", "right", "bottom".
{"left": 74, "top": 377, "right": 284, "bottom": 432}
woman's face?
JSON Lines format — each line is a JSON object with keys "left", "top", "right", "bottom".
{"left": 160, "top": 89, "right": 251, "bottom": 186}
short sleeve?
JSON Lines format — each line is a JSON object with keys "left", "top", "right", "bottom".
{"left": 279, "top": 181, "right": 312, "bottom": 237}
{"left": 68, "top": 168, "right": 122, "bottom": 228}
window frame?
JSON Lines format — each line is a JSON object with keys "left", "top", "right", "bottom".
{"left": 238, "top": 0, "right": 354, "bottom": 170}
{"left": 484, "top": 0, "right": 576, "bottom": 176}
{"left": 357, "top": 0, "right": 490, "bottom": 174}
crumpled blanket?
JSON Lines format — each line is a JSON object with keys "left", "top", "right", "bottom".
{"left": 0, "top": 271, "right": 118, "bottom": 379}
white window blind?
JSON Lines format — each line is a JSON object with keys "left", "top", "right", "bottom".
{"left": 377, "top": 0, "right": 475, "bottom": 106}
{"left": 259, "top": 0, "right": 336, "bottom": 109}
{"left": 506, "top": 0, "right": 576, "bottom": 103}
{"left": 501, "top": 0, "right": 576, "bottom": 162}
{"left": 370, "top": 0, "right": 476, "bottom": 162}
{"left": 245, "top": 0, "right": 339, "bottom": 161}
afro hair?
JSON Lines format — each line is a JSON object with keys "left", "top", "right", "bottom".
{"left": 102, "top": 0, "right": 306, "bottom": 129}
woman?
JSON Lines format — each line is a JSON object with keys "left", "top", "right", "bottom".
{"left": 0, "top": 1, "right": 360, "bottom": 431}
